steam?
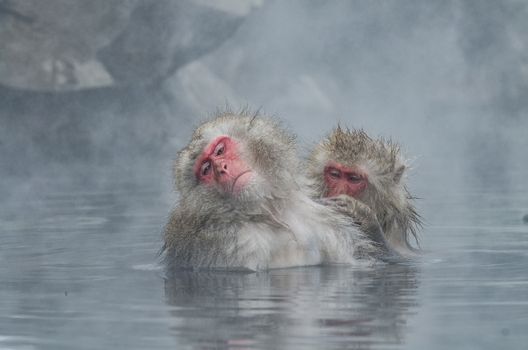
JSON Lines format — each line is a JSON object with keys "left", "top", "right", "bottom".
{"left": 1, "top": 0, "right": 527, "bottom": 208}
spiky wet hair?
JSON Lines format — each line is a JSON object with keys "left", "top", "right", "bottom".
{"left": 309, "top": 127, "right": 406, "bottom": 188}
{"left": 174, "top": 109, "right": 298, "bottom": 197}
{"left": 308, "top": 126, "right": 422, "bottom": 250}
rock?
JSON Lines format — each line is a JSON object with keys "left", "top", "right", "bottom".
{"left": 0, "top": 0, "right": 135, "bottom": 91}
{"left": 0, "top": 0, "right": 261, "bottom": 91}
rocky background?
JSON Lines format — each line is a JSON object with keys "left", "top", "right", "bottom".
{"left": 1, "top": 0, "right": 527, "bottom": 200}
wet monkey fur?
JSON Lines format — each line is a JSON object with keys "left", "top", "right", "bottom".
{"left": 163, "top": 112, "right": 385, "bottom": 271}
{"left": 308, "top": 127, "right": 422, "bottom": 257}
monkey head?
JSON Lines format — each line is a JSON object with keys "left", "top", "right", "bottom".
{"left": 308, "top": 126, "right": 421, "bottom": 250}
{"left": 174, "top": 112, "right": 298, "bottom": 206}
{"left": 309, "top": 127, "right": 408, "bottom": 203}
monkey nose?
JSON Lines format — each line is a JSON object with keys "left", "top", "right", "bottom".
{"left": 213, "top": 160, "right": 228, "bottom": 176}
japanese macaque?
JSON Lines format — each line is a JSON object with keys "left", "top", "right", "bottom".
{"left": 307, "top": 127, "right": 422, "bottom": 256}
{"left": 163, "top": 112, "right": 381, "bottom": 271}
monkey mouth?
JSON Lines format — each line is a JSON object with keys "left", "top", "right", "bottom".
{"left": 230, "top": 170, "right": 253, "bottom": 194}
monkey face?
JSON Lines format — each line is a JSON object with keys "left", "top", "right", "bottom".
{"left": 174, "top": 113, "right": 298, "bottom": 205}
{"left": 323, "top": 161, "right": 368, "bottom": 198}
{"left": 194, "top": 136, "right": 253, "bottom": 195}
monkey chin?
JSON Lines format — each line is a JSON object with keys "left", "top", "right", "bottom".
{"left": 229, "top": 170, "right": 253, "bottom": 195}
{"left": 218, "top": 172, "right": 262, "bottom": 203}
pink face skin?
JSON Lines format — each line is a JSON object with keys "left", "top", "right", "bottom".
{"left": 323, "top": 161, "right": 368, "bottom": 198}
{"left": 194, "top": 136, "right": 252, "bottom": 195}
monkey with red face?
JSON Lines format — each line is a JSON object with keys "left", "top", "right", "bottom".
{"left": 308, "top": 127, "right": 422, "bottom": 257}
{"left": 163, "top": 112, "right": 382, "bottom": 271}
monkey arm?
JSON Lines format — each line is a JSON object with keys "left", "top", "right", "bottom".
{"left": 321, "top": 195, "right": 388, "bottom": 250}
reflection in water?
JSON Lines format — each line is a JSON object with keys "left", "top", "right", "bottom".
{"left": 1, "top": 173, "right": 527, "bottom": 349}
{"left": 1, "top": 1, "right": 528, "bottom": 348}
{"left": 164, "top": 264, "right": 420, "bottom": 349}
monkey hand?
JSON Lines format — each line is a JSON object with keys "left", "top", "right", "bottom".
{"left": 322, "top": 195, "right": 386, "bottom": 246}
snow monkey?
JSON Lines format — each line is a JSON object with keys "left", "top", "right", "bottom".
{"left": 308, "top": 127, "right": 422, "bottom": 256}
{"left": 163, "top": 112, "right": 384, "bottom": 271}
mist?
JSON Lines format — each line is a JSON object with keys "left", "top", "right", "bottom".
{"left": 1, "top": 1, "right": 527, "bottom": 349}
{"left": 2, "top": 1, "right": 527, "bottom": 193}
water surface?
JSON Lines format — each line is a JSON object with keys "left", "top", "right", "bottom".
{"left": 1, "top": 172, "right": 527, "bottom": 349}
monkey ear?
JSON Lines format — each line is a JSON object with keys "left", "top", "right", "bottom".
{"left": 393, "top": 165, "right": 406, "bottom": 183}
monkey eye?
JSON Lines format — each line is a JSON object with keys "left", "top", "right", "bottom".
{"left": 329, "top": 168, "right": 341, "bottom": 178}
{"left": 348, "top": 173, "right": 362, "bottom": 182}
{"left": 214, "top": 142, "right": 225, "bottom": 156}
{"left": 200, "top": 161, "right": 212, "bottom": 176}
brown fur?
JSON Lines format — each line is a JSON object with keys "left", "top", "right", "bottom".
{"left": 308, "top": 126, "right": 422, "bottom": 256}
